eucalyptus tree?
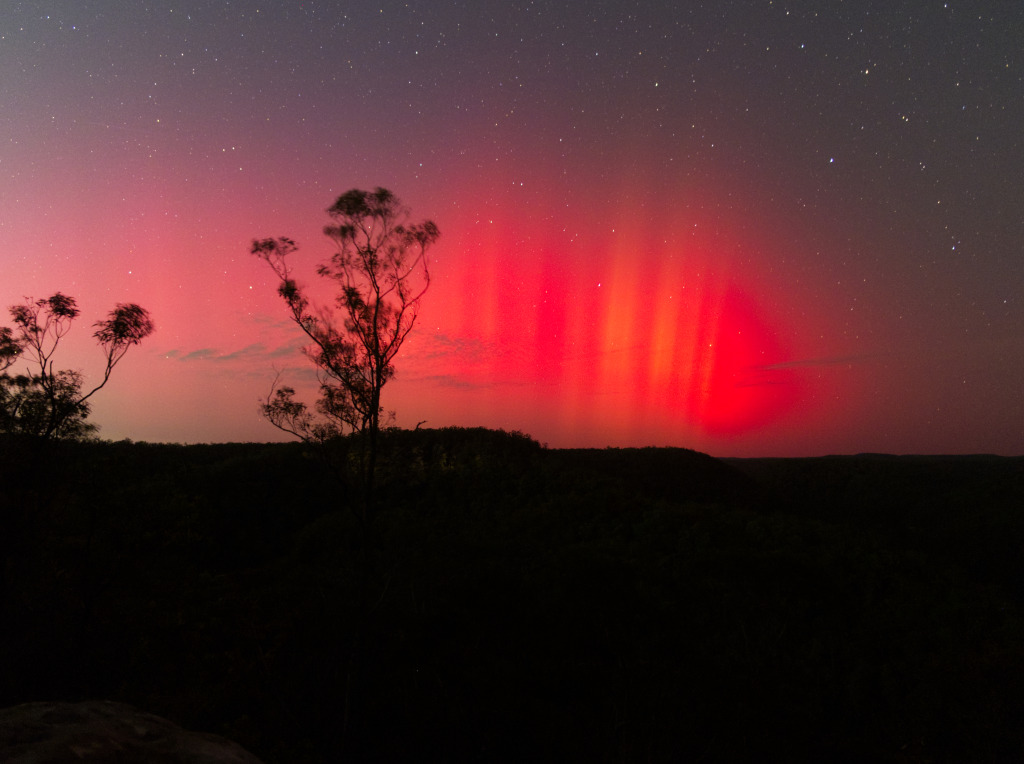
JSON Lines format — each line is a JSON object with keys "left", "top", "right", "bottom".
{"left": 253, "top": 189, "right": 439, "bottom": 753}
{"left": 0, "top": 293, "right": 153, "bottom": 626}
{"left": 251, "top": 187, "right": 439, "bottom": 514}
{"left": 0, "top": 294, "right": 154, "bottom": 440}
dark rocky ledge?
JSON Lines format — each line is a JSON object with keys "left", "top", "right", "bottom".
{"left": 0, "top": 701, "right": 263, "bottom": 763}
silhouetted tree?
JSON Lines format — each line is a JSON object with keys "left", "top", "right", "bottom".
{"left": 0, "top": 294, "right": 153, "bottom": 628}
{"left": 0, "top": 294, "right": 154, "bottom": 440}
{"left": 0, "top": 327, "right": 20, "bottom": 372}
{"left": 252, "top": 188, "right": 438, "bottom": 754}
{"left": 251, "top": 187, "right": 439, "bottom": 512}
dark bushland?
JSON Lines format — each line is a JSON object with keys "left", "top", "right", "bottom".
{"left": 1, "top": 430, "right": 1022, "bottom": 762}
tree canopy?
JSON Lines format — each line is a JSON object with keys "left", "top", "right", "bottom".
{"left": 0, "top": 294, "right": 154, "bottom": 439}
{"left": 252, "top": 187, "right": 439, "bottom": 497}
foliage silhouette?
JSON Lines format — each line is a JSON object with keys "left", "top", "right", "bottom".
{"left": 251, "top": 188, "right": 438, "bottom": 752}
{"left": 0, "top": 294, "right": 154, "bottom": 440}
{"left": 1, "top": 434, "right": 1022, "bottom": 763}
{"left": 0, "top": 327, "right": 20, "bottom": 372}
{"left": 0, "top": 294, "right": 152, "bottom": 629}
{"left": 251, "top": 187, "right": 438, "bottom": 513}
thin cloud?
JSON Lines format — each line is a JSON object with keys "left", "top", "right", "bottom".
{"left": 409, "top": 372, "right": 544, "bottom": 391}
{"left": 416, "top": 373, "right": 494, "bottom": 390}
{"left": 163, "top": 337, "right": 306, "bottom": 364}
{"left": 179, "top": 348, "right": 217, "bottom": 362}
{"left": 412, "top": 332, "right": 494, "bottom": 363}
{"left": 216, "top": 343, "right": 268, "bottom": 362}
{"left": 756, "top": 353, "right": 885, "bottom": 371}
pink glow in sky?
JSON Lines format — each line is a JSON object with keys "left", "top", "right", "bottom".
{"left": 2, "top": 2, "right": 1021, "bottom": 456}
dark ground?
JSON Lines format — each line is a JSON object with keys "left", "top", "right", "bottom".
{"left": 1, "top": 429, "right": 1022, "bottom": 762}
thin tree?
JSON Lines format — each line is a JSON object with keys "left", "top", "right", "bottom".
{"left": 0, "top": 294, "right": 155, "bottom": 440}
{"left": 251, "top": 187, "right": 439, "bottom": 515}
{"left": 253, "top": 189, "right": 437, "bottom": 753}
{"left": 0, "top": 293, "right": 153, "bottom": 627}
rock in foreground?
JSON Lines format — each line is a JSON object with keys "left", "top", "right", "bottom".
{"left": 0, "top": 701, "right": 263, "bottom": 763}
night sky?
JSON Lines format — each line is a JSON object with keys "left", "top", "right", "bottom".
{"left": 2, "top": 1, "right": 1021, "bottom": 455}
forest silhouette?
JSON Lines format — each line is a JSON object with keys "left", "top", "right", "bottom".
{"left": 1, "top": 429, "right": 1022, "bottom": 762}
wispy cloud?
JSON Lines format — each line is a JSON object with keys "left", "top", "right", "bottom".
{"left": 215, "top": 343, "right": 269, "bottom": 362}
{"left": 415, "top": 373, "right": 494, "bottom": 390}
{"left": 161, "top": 335, "right": 307, "bottom": 365}
{"left": 411, "top": 332, "right": 494, "bottom": 363}
{"left": 756, "top": 353, "right": 885, "bottom": 371}
{"left": 179, "top": 348, "right": 217, "bottom": 362}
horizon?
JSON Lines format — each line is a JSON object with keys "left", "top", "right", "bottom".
{"left": 32, "top": 430, "right": 1023, "bottom": 462}
{"left": 3, "top": 2, "right": 1021, "bottom": 458}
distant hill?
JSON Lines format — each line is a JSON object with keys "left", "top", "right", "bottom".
{"left": 549, "top": 446, "right": 761, "bottom": 505}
